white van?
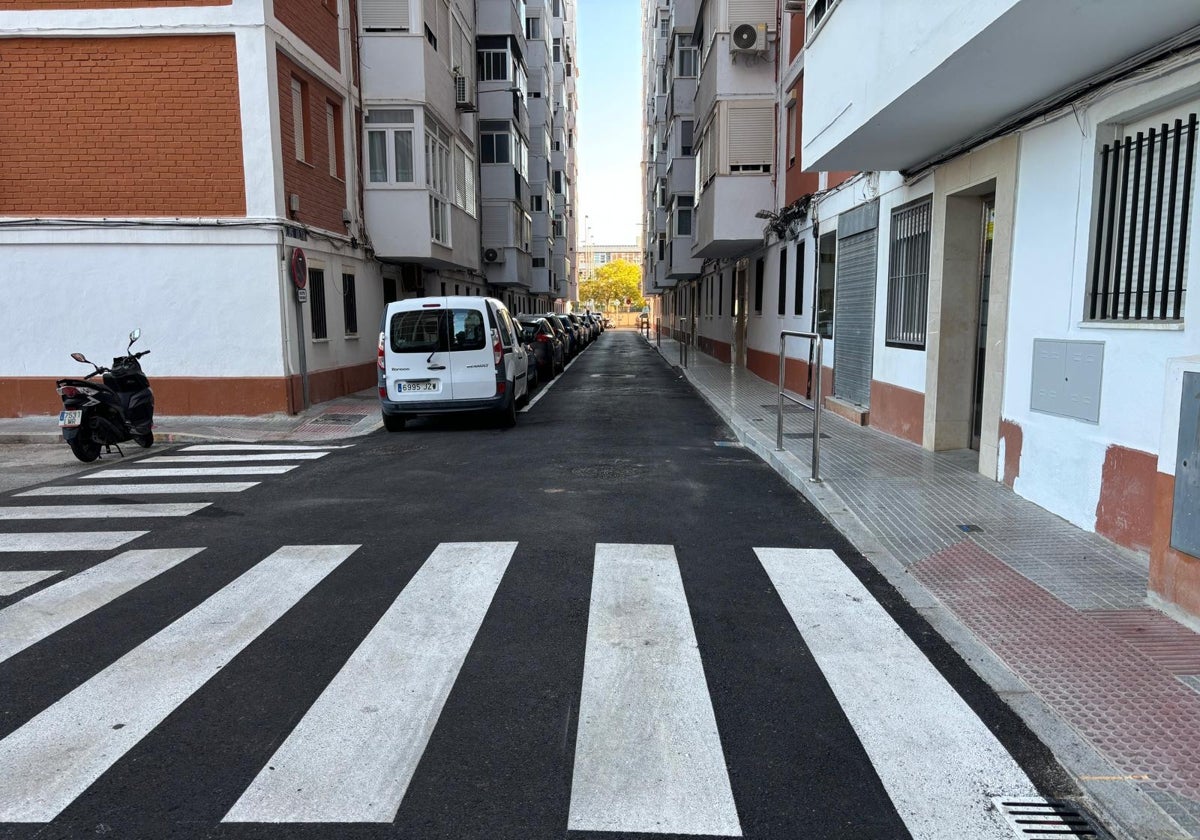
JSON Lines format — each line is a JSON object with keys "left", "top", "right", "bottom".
{"left": 377, "top": 296, "right": 529, "bottom": 430}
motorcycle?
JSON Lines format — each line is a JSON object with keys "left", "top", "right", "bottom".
{"left": 56, "top": 329, "right": 155, "bottom": 463}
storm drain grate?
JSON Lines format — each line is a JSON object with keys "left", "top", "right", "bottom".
{"left": 993, "top": 797, "right": 1110, "bottom": 838}
{"left": 307, "top": 413, "right": 366, "bottom": 426}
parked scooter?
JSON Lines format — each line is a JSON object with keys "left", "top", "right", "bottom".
{"left": 56, "top": 329, "right": 155, "bottom": 462}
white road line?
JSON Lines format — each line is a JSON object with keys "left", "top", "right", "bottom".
{"left": 0, "top": 548, "right": 200, "bottom": 664}
{"left": 0, "top": 503, "right": 210, "bottom": 520}
{"left": 756, "top": 548, "right": 1039, "bottom": 840}
{"left": 0, "top": 571, "right": 59, "bottom": 598}
{"left": 180, "top": 444, "right": 352, "bottom": 452}
{"left": 224, "top": 541, "right": 516, "bottom": 824}
{"left": 568, "top": 544, "right": 742, "bottom": 837}
{"left": 17, "top": 482, "right": 259, "bottom": 496}
{"left": 82, "top": 466, "right": 295, "bottom": 478}
{"left": 0, "top": 532, "right": 146, "bottom": 552}
{"left": 144, "top": 453, "right": 328, "bottom": 463}
{"left": 0, "top": 544, "right": 357, "bottom": 822}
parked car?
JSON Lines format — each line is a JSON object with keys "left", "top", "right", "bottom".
{"left": 378, "top": 295, "right": 529, "bottom": 430}
{"left": 555, "top": 314, "right": 583, "bottom": 355}
{"left": 519, "top": 316, "right": 564, "bottom": 379}
{"left": 543, "top": 314, "right": 575, "bottom": 359}
{"left": 567, "top": 313, "right": 590, "bottom": 345}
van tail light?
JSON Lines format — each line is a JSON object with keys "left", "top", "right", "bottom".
{"left": 376, "top": 332, "right": 386, "bottom": 371}
{"left": 492, "top": 328, "right": 503, "bottom": 366}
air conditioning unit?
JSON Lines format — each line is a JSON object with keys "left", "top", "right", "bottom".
{"left": 483, "top": 247, "right": 505, "bottom": 264}
{"left": 730, "top": 23, "right": 768, "bottom": 54}
{"left": 454, "top": 73, "right": 476, "bottom": 111}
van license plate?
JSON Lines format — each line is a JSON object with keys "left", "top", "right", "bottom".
{"left": 58, "top": 410, "right": 82, "bottom": 428}
{"left": 398, "top": 380, "right": 439, "bottom": 393}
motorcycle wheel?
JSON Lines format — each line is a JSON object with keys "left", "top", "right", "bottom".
{"left": 134, "top": 432, "right": 154, "bottom": 448}
{"left": 69, "top": 434, "right": 101, "bottom": 463}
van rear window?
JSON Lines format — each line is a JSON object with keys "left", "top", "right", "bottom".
{"left": 389, "top": 309, "right": 487, "bottom": 353}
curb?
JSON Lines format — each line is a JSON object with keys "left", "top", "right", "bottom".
{"left": 651, "top": 336, "right": 1190, "bottom": 840}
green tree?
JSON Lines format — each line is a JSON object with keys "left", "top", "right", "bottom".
{"left": 579, "top": 259, "right": 645, "bottom": 310}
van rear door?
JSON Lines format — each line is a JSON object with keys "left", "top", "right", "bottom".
{"left": 384, "top": 302, "right": 454, "bottom": 402}
{"left": 446, "top": 305, "right": 497, "bottom": 400}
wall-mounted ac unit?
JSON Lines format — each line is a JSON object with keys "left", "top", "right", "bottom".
{"left": 730, "top": 23, "right": 768, "bottom": 54}
{"left": 454, "top": 74, "right": 476, "bottom": 111}
{"left": 483, "top": 247, "right": 505, "bottom": 264}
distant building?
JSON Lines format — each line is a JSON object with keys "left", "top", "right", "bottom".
{"left": 578, "top": 244, "right": 643, "bottom": 283}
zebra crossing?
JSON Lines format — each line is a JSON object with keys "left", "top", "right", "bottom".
{"left": 0, "top": 539, "right": 1043, "bottom": 837}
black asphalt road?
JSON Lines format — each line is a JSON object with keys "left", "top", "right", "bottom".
{"left": 0, "top": 329, "right": 1075, "bottom": 840}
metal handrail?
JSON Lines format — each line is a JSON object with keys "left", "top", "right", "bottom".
{"left": 776, "top": 330, "right": 823, "bottom": 482}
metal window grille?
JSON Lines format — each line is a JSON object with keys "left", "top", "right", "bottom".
{"left": 885, "top": 199, "right": 932, "bottom": 348}
{"left": 1089, "top": 113, "right": 1195, "bottom": 322}
{"left": 342, "top": 274, "right": 357, "bottom": 335}
{"left": 309, "top": 268, "right": 327, "bottom": 340}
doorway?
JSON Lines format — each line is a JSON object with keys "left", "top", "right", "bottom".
{"left": 970, "top": 198, "right": 995, "bottom": 450}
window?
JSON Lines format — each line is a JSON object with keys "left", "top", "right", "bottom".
{"left": 533, "top": 257, "right": 546, "bottom": 268}
{"left": 886, "top": 199, "right": 932, "bottom": 347}
{"left": 326, "top": 102, "right": 343, "bottom": 179}
{"left": 805, "top": 0, "right": 842, "bottom": 43}
{"left": 658, "top": 13, "right": 669, "bottom": 37}
{"left": 309, "top": 267, "right": 327, "bottom": 339}
{"left": 680, "top": 120, "right": 694, "bottom": 156}
{"left": 426, "top": 119, "right": 452, "bottom": 245}
{"left": 478, "top": 49, "right": 508, "bottom": 81}
{"left": 552, "top": 38, "right": 561, "bottom": 63}
{"left": 754, "top": 257, "right": 764, "bottom": 314}
{"left": 481, "top": 131, "right": 511, "bottom": 164}
{"left": 786, "top": 100, "right": 797, "bottom": 167}
{"left": 675, "top": 195, "right": 693, "bottom": 237}
{"left": 453, "top": 142, "right": 477, "bottom": 216}
{"left": 365, "top": 109, "right": 415, "bottom": 183}
{"left": 525, "top": 15, "right": 541, "bottom": 40}
{"left": 291, "top": 78, "right": 307, "bottom": 163}
{"left": 778, "top": 247, "right": 788, "bottom": 315}
{"left": 342, "top": 273, "right": 357, "bottom": 335}
{"left": 717, "top": 272, "right": 723, "bottom": 316}
{"left": 817, "top": 231, "right": 836, "bottom": 338}
{"left": 531, "top": 195, "right": 544, "bottom": 212}
{"left": 553, "top": 170, "right": 563, "bottom": 194}
{"left": 1087, "top": 112, "right": 1195, "bottom": 322}
{"left": 794, "top": 241, "right": 805, "bottom": 316}
{"left": 676, "top": 35, "right": 697, "bottom": 78}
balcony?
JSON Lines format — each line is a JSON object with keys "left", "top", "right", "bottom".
{"left": 802, "top": 0, "right": 1200, "bottom": 172}
{"left": 365, "top": 189, "right": 479, "bottom": 271}
{"left": 693, "top": 172, "right": 772, "bottom": 259}
{"left": 667, "top": 232, "right": 701, "bottom": 280}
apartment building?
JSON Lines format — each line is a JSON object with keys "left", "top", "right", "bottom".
{"left": 0, "top": 0, "right": 579, "bottom": 415}
{"left": 550, "top": 0, "right": 581, "bottom": 307}
{"left": 642, "top": 0, "right": 1200, "bottom": 624}
{"left": 578, "top": 243, "right": 642, "bottom": 283}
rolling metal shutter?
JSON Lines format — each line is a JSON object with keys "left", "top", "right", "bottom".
{"left": 361, "top": 0, "right": 409, "bottom": 30}
{"left": 833, "top": 201, "right": 879, "bottom": 407}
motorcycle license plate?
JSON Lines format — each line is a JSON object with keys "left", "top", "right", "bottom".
{"left": 58, "top": 410, "right": 82, "bottom": 428}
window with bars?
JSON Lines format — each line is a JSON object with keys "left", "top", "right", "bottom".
{"left": 342, "top": 273, "right": 357, "bottom": 335}
{"left": 309, "top": 267, "right": 327, "bottom": 340}
{"left": 885, "top": 199, "right": 932, "bottom": 348}
{"left": 1088, "top": 112, "right": 1195, "bottom": 322}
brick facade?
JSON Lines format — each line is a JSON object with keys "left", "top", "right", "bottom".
{"left": 273, "top": 0, "right": 341, "bottom": 71}
{"left": 0, "top": 36, "right": 245, "bottom": 217}
{"left": 277, "top": 51, "right": 349, "bottom": 234}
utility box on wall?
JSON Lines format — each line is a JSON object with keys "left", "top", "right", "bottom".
{"left": 1172, "top": 371, "right": 1200, "bottom": 556}
{"left": 1030, "top": 339, "right": 1104, "bottom": 423}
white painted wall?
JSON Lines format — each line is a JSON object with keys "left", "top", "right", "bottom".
{"left": 1004, "top": 62, "right": 1200, "bottom": 529}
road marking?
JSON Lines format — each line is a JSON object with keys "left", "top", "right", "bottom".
{"left": 568, "top": 543, "right": 742, "bottom": 837}
{"left": 179, "top": 444, "right": 352, "bottom": 452}
{"left": 82, "top": 466, "right": 295, "bottom": 478}
{"left": 0, "top": 544, "right": 358, "bottom": 822}
{"left": 0, "top": 532, "right": 147, "bottom": 552}
{"left": 0, "top": 570, "right": 59, "bottom": 597}
{"left": 144, "top": 453, "right": 328, "bottom": 463}
{"left": 224, "top": 541, "right": 516, "bottom": 823}
{"left": 519, "top": 342, "right": 590, "bottom": 412}
{"left": 756, "top": 548, "right": 1038, "bottom": 840}
{"left": 0, "top": 548, "right": 201, "bottom": 664}
{"left": 16, "top": 482, "right": 259, "bottom": 496}
{"left": 0, "top": 503, "right": 210, "bottom": 520}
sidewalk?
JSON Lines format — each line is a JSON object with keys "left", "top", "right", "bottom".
{"left": 0, "top": 388, "right": 383, "bottom": 445}
{"left": 649, "top": 332, "right": 1200, "bottom": 840}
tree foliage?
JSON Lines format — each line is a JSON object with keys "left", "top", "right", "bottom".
{"left": 579, "top": 259, "right": 645, "bottom": 309}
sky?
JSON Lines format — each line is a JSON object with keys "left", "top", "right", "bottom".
{"left": 576, "top": 0, "right": 643, "bottom": 248}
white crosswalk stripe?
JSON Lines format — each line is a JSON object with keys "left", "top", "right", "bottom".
{"left": 144, "top": 453, "right": 329, "bottom": 463}
{"left": 82, "top": 466, "right": 296, "bottom": 478}
{"left": 569, "top": 543, "right": 742, "bottom": 837}
{"left": 756, "top": 548, "right": 1039, "bottom": 840}
{"left": 0, "top": 544, "right": 358, "bottom": 822}
{"left": 180, "top": 444, "right": 351, "bottom": 452}
{"left": 225, "top": 541, "right": 516, "bottom": 823}
{"left": 0, "top": 570, "right": 59, "bottom": 597}
{"left": 16, "top": 482, "right": 259, "bottom": 496}
{"left": 0, "top": 532, "right": 146, "bottom": 552}
{"left": 0, "top": 503, "right": 210, "bottom": 520}
{"left": 0, "top": 548, "right": 201, "bottom": 664}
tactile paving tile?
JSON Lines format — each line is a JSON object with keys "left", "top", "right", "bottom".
{"left": 913, "top": 540, "right": 1200, "bottom": 803}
